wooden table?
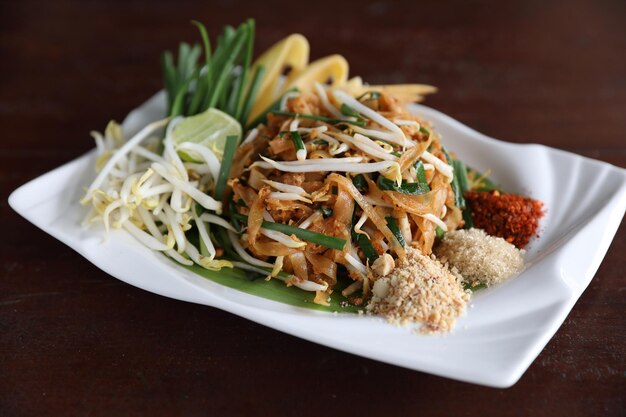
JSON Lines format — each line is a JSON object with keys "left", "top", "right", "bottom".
{"left": 2, "top": 1, "right": 624, "bottom": 415}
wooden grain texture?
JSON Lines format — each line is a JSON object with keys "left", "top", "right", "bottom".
{"left": 1, "top": 0, "right": 625, "bottom": 416}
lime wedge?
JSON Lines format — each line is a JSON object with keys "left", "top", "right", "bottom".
{"left": 171, "top": 108, "right": 242, "bottom": 162}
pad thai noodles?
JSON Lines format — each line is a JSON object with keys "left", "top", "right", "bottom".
{"left": 81, "top": 19, "right": 544, "bottom": 329}
{"left": 229, "top": 88, "right": 459, "bottom": 302}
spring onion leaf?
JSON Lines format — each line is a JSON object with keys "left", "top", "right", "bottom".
{"left": 435, "top": 226, "right": 445, "bottom": 239}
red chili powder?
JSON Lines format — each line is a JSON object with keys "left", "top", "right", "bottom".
{"left": 464, "top": 190, "right": 544, "bottom": 249}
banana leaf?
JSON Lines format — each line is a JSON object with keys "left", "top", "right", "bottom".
{"left": 182, "top": 263, "right": 362, "bottom": 313}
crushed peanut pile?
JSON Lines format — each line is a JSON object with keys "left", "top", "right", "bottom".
{"left": 434, "top": 228, "right": 525, "bottom": 287}
{"left": 366, "top": 247, "right": 470, "bottom": 333}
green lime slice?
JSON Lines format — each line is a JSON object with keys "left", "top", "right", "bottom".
{"left": 171, "top": 108, "right": 242, "bottom": 162}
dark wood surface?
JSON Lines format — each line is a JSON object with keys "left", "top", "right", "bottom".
{"left": 2, "top": 1, "right": 625, "bottom": 416}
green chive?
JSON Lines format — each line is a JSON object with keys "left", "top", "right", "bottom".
{"left": 385, "top": 216, "right": 406, "bottom": 247}
{"left": 270, "top": 111, "right": 366, "bottom": 127}
{"left": 261, "top": 221, "right": 346, "bottom": 250}
{"left": 351, "top": 174, "right": 369, "bottom": 194}
{"left": 443, "top": 147, "right": 465, "bottom": 210}
{"left": 187, "top": 75, "right": 205, "bottom": 115}
{"left": 340, "top": 103, "right": 365, "bottom": 121}
{"left": 239, "top": 65, "right": 266, "bottom": 126}
{"left": 415, "top": 161, "right": 429, "bottom": 189}
{"left": 214, "top": 135, "right": 238, "bottom": 200}
{"left": 462, "top": 207, "right": 475, "bottom": 229}
{"left": 452, "top": 159, "right": 475, "bottom": 228}
{"left": 466, "top": 166, "right": 502, "bottom": 192}
{"left": 226, "top": 74, "right": 243, "bottom": 116}
{"left": 356, "top": 91, "right": 380, "bottom": 101}
{"left": 463, "top": 282, "right": 487, "bottom": 292}
{"left": 176, "top": 42, "right": 190, "bottom": 82}
{"left": 163, "top": 21, "right": 260, "bottom": 118}
{"left": 191, "top": 20, "right": 212, "bottom": 67}
{"left": 377, "top": 176, "right": 430, "bottom": 195}
{"left": 435, "top": 226, "right": 445, "bottom": 239}
{"left": 454, "top": 160, "right": 470, "bottom": 195}
{"left": 206, "top": 27, "right": 247, "bottom": 109}
{"left": 234, "top": 19, "right": 255, "bottom": 121}
{"left": 352, "top": 212, "right": 378, "bottom": 264}
{"left": 169, "top": 69, "right": 198, "bottom": 117}
{"left": 245, "top": 88, "right": 299, "bottom": 130}
{"left": 354, "top": 233, "right": 378, "bottom": 264}
{"left": 320, "top": 207, "right": 333, "bottom": 217}
{"left": 162, "top": 51, "right": 177, "bottom": 112}
{"left": 290, "top": 131, "right": 305, "bottom": 153}
{"left": 231, "top": 213, "right": 346, "bottom": 250}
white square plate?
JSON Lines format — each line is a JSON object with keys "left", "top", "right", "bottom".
{"left": 9, "top": 92, "right": 626, "bottom": 387}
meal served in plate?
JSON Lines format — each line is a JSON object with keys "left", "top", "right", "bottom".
{"left": 81, "top": 20, "right": 544, "bottom": 333}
